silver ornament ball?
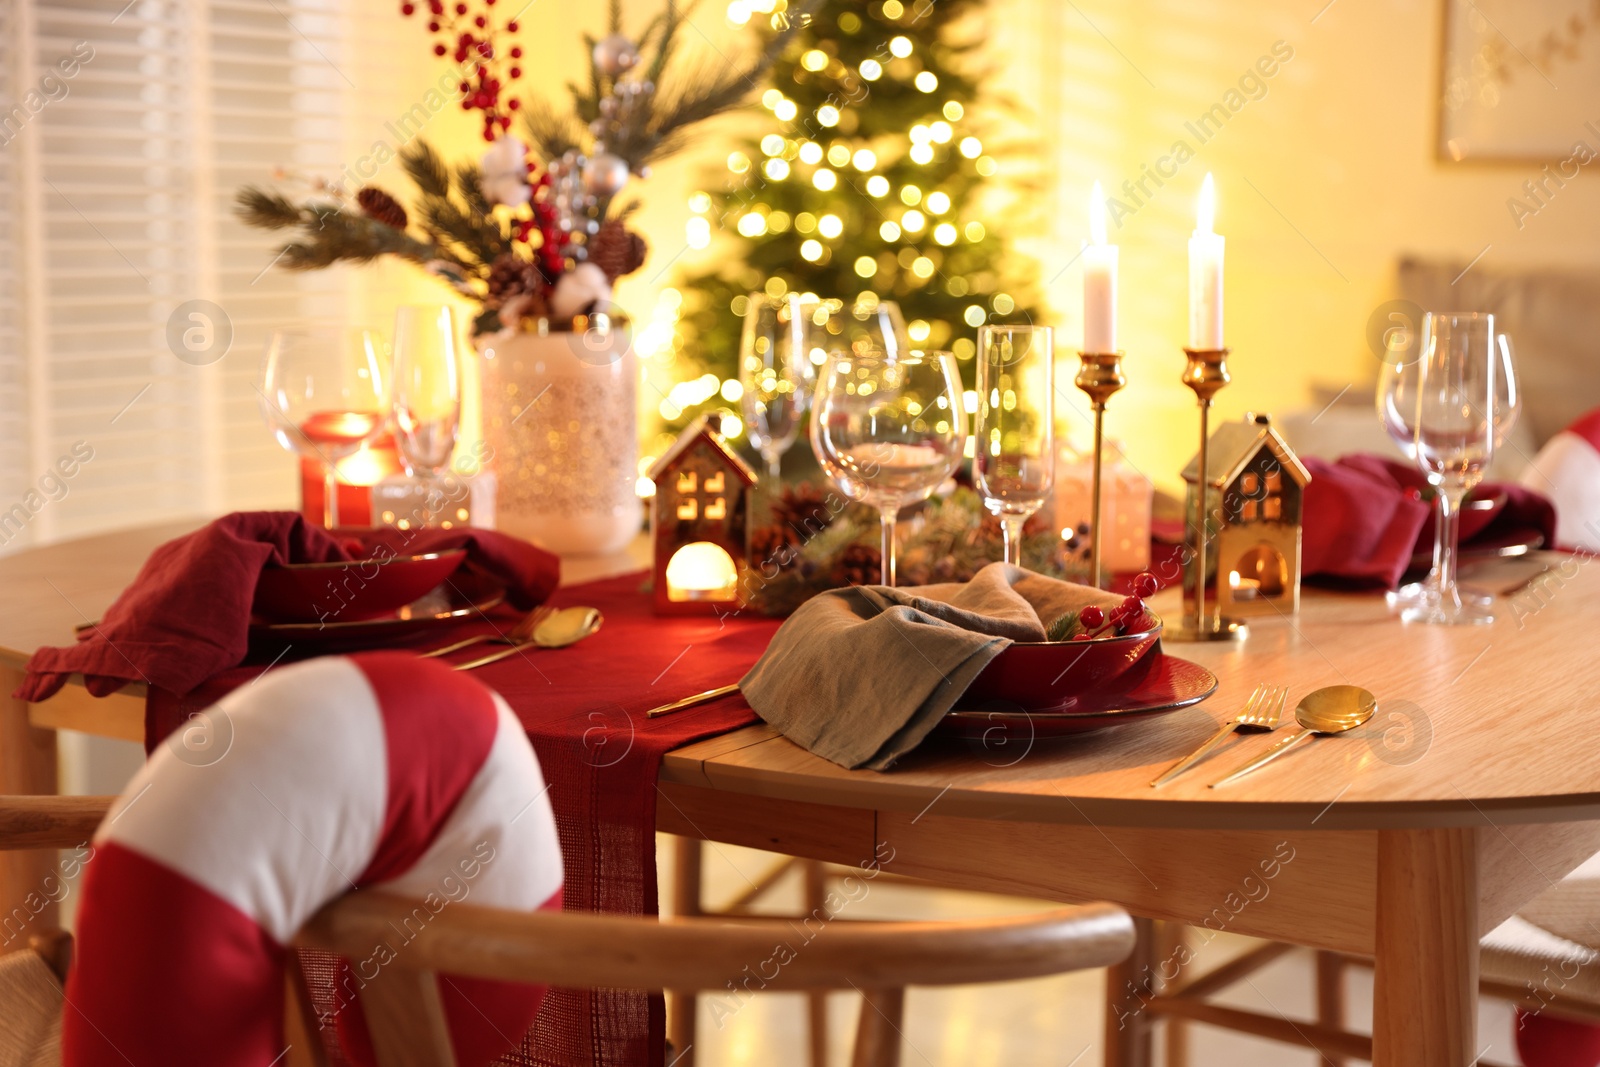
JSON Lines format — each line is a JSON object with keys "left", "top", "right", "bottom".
{"left": 581, "top": 153, "right": 630, "bottom": 198}
{"left": 593, "top": 33, "right": 640, "bottom": 77}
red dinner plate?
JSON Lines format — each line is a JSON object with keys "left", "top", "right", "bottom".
{"left": 935, "top": 650, "right": 1217, "bottom": 739}
{"left": 251, "top": 548, "right": 469, "bottom": 623}
{"left": 964, "top": 616, "right": 1162, "bottom": 708}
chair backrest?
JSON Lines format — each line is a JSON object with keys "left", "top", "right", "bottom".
{"left": 294, "top": 889, "right": 1134, "bottom": 1067}
{"left": 0, "top": 793, "right": 1135, "bottom": 1067}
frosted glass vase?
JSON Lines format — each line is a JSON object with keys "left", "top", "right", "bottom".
{"left": 476, "top": 327, "right": 640, "bottom": 555}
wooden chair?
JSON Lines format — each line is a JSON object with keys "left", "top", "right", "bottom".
{"left": 0, "top": 797, "right": 1136, "bottom": 1067}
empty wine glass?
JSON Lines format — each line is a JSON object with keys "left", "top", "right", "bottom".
{"left": 258, "top": 327, "right": 388, "bottom": 528}
{"left": 975, "top": 325, "right": 1054, "bottom": 565}
{"left": 1405, "top": 312, "right": 1498, "bottom": 625}
{"left": 836, "top": 298, "right": 911, "bottom": 359}
{"left": 391, "top": 305, "right": 462, "bottom": 524}
{"left": 1378, "top": 314, "right": 1518, "bottom": 609}
{"left": 811, "top": 349, "right": 967, "bottom": 586}
{"left": 740, "top": 293, "right": 819, "bottom": 480}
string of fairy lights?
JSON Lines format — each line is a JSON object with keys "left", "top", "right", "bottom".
{"left": 633, "top": 0, "right": 1020, "bottom": 498}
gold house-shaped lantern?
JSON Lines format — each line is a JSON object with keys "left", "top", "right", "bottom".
{"left": 1181, "top": 414, "right": 1310, "bottom": 618}
{"left": 650, "top": 417, "right": 757, "bottom": 616}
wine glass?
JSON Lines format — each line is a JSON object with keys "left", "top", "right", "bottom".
{"left": 391, "top": 305, "right": 462, "bottom": 523}
{"left": 1404, "top": 312, "right": 1498, "bottom": 625}
{"left": 811, "top": 349, "right": 967, "bottom": 586}
{"left": 837, "top": 299, "right": 911, "bottom": 359}
{"left": 740, "top": 293, "right": 818, "bottom": 481}
{"left": 1378, "top": 315, "right": 1519, "bottom": 608}
{"left": 258, "top": 327, "right": 388, "bottom": 528}
{"left": 974, "top": 325, "right": 1054, "bottom": 565}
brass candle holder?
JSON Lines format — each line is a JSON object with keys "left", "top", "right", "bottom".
{"left": 1169, "top": 347, "right": 1248, "bottom": 642}
{"left": 1073, "top": 351, "right": 1126, "bottom": 590}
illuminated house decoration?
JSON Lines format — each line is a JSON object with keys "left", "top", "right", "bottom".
{"left": 1181, "top": 414, "right": 1310, "bottom": 618}
{"left": 649, "top": 416, "right": 756, "bottom": 615}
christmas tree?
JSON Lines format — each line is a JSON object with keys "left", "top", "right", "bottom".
{"left": 656, "top": 0, "right": 1037, "bottom": 441}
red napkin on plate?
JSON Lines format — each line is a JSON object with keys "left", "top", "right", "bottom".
{"left": 1302, "top": 455, "right": 1556, "bottom": 590}
{"left": 13, "top": 511, "right": 558, "bottom": 703}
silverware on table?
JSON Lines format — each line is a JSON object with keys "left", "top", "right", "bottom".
{"left": 1208, "top": 685, "right": 1377, "bottom": 787}
{"left": 645, "top": 683, "right": 741, "bottom": 718}
{"left": 420, "top": 604, "right": 556, "bottom": 658}
{"left": 452, "top": 607, "right": 603, "bottom": 671}
{"left": 1150, "top": 683, "right": 1287, "bottom": 788}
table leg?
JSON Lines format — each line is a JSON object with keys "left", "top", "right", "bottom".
{"left": 1157, "top": 922, "right": 1189, "bottom": 1067}
{"left": 0, "top": 666, "right": 60, "bottom": 954}
{"left": 1103, "top": 916, "right": 1155, "bottom": 1067}
{"left": 803, "top": 860, "right": 830, "bottom": 1067}
{"left": 667, "top": 835, "right": 703, "bottom": 1067}
{"left": 1315, "top": 951, "right": 1347, "bottom": 1067}
{"left": 1372, "top": 828, "right": 1477, "bottom": 1067}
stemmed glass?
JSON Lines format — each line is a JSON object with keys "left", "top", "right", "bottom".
{"left": 839, "top": 299, "right": 911, "bottom": 359}
{"left": 974, "top": 325, "right": 1054, "bottom": 565}
{"left": 1378, "top": 315, "right": 1519, "bottom": 609}
{"left": 1405, "top": 312, "right": 1500, "bottom": 625}
{"left": 259, "top": 327, "right": 388, "bottom": 528}
{"left": 740, "top": 293, "right": 818, "bottom": 481}
{"left": 391, "top": 305, "right": 462, "bottom": 523}
{"left": 811, "top": 349, "right": 967, "bottom": 586}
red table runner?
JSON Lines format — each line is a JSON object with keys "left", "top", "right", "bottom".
{"left": 147, "top": 571, "right": 782, "bottom": 1067}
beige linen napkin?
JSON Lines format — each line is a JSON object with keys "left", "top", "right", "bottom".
{"left": 739, "top": 562, "right": 1117, "bottom": 770}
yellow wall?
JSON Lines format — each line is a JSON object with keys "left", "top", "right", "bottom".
{"left": 994, "top": 0, "right": 1600, "bottom": 491}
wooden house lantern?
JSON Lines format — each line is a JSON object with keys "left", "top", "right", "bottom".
{"left": 649, "top": 416, "right": 757, "bottom": 615}
{"left": 1181, "top": 414, "right": 1310, "bottom": 619}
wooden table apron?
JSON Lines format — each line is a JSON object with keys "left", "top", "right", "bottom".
{"left": 5, "top": 524, "right": 1600, "bottom": 1067}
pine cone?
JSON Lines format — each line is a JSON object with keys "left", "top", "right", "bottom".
{"left": 836, "top": 543, "right": 883, "bottom": 588}
{"left": 356, "top": 186, "right": 408, "bottom": 230}
{"left": 749, "top": 525, "right": 790, "bottom": 568}
{"left": 586, "top": 219, "right": 647, "bottom": 282}
{"left": 485, "top": 252, "right": 546, "bottom": 305}
{"left": 771, "top": 483, "right": 834, "bottom": 542}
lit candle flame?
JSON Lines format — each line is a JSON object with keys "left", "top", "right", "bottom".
{"left": 1196, "top": 172, "right": 1216, "bottom": 234}
{"left": 1229, "top": 569, "right": 1241, "bottom": 588}
{"left": 1089, "top": 180, "right": 1108, "bottom": 246}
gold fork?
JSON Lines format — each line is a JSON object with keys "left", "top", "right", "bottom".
{"left": 1149, "top": 684, "right": 1287, "bottom": 788}
{"left": 417, "top": 605, "right": 556, "bottom": 659}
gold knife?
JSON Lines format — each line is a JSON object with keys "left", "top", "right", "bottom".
{"left": 645, "top": 683, "right": 740, "bottom": 718}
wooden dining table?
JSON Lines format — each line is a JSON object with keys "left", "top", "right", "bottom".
{"left": 4, "top": 521, "right": 1599, "bottom": 1066}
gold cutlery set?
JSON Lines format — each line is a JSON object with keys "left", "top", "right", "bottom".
{"left": 421, "top": 604, "right": 604, "bottom": 670}
{"left": 1153, "top": 683, "right": 1377, "bottom": 788}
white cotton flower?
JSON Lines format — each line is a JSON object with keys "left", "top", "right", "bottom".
{"left": 480, "top": 136, "right": 531, "bottom": 208}
{"left": 549, "top": 262, "right": 612, "bottom": 321}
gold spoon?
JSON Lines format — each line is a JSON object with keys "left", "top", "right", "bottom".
{"left": 453, "top": 607, "right": 603, "bottom": 670}
{"left": 1209, "top": 685, "right": 1377, "bottom": 787}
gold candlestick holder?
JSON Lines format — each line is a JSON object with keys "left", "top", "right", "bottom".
{"left": 1169, "top": 347, "right": 1248, "bottom": 643}
{"left": 1074, "top": 351, "right": 1126, "bottom": 590}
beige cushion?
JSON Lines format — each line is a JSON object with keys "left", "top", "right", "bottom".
{"left": 1482, "top": 855, "right": 1600, "bottom": 1013}
{"left": 1399, "top": 257, "right": 1600, "bottom": 448}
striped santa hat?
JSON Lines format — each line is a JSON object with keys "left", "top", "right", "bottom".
{"left": 63, "top": 651, "right": 563, "bottom": 1066}
{"left": 1522, "top": 409, "right": 1600, "bottom": 551}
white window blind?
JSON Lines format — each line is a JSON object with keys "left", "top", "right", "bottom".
{"left": 0, "top": 0, "right": 404, "bottom": 554}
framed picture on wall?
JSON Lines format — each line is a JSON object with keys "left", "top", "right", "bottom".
{"left": 1438, "top": 0, "right": 1600, "bottom": 162}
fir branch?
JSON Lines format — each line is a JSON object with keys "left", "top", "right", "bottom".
{"left": 453, "top": 163, "right": 510, "bottom": 261}
{"left": 608, "top": 0, "right": 622, "bottom": 32}
{"left": 268, "top": 209, "right": 441, "bottom": 270}
{"left": 234, "top": 187, "right": 308, "bottom": 229}
{"left": 522, "top": 95, "right": 585, "bottom": 161}
{"left": 416, "top": 196, "right": 500, "bottom": 274}
{"left": 400, "top": 141, "right": 451, "bottom": 199}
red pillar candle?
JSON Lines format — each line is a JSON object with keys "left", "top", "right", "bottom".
{"left": 299, "top": 433, "right": 403, "bottom": 529}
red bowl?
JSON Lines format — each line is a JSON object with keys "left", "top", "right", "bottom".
{"left": 251, "top": 548, "right": 468, "bottom": 624}
{"left": 964, "top": 616, "right": 1163, "bottom": 713}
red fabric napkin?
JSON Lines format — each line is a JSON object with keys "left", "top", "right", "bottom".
{"left": 14, "top": 512, "right": 558, "bottom": 704}
{"left": 1302, "top": 455, "right": 1556, "bottom": 590}
{"left": 144, "top": 572, "right": 780, "bottom": 1067}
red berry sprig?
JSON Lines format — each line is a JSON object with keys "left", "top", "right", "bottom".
{"left": 1066, "top": 571, "right": 1161, "bottom": 641}
{"left": 399, "top": 0, "right": 524, "bottom": 140}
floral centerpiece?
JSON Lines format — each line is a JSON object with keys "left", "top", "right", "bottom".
{"left": 234, "top": 1, "right": 809, "bottom": 553}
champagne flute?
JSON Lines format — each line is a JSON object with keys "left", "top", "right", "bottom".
{"left": 1405, "top": 312, "right": 1498, "bottom": 625}
{"left": 1378, "top": 316, "right": 1518, "bottom": 608}
{"left": 258, "top": 327, "right": 388, "bottom": 528}
{"left": 811, "top": 349, "right": 967, "bottom": 586}
{"left": 974, "top": 325, "right": 1054, "bottom": 565}
{"left": 392, "top": 305, "right": 462, "bottom": 525}
{"left": 740, "top": 293, "right": 818, "bottom": 481}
